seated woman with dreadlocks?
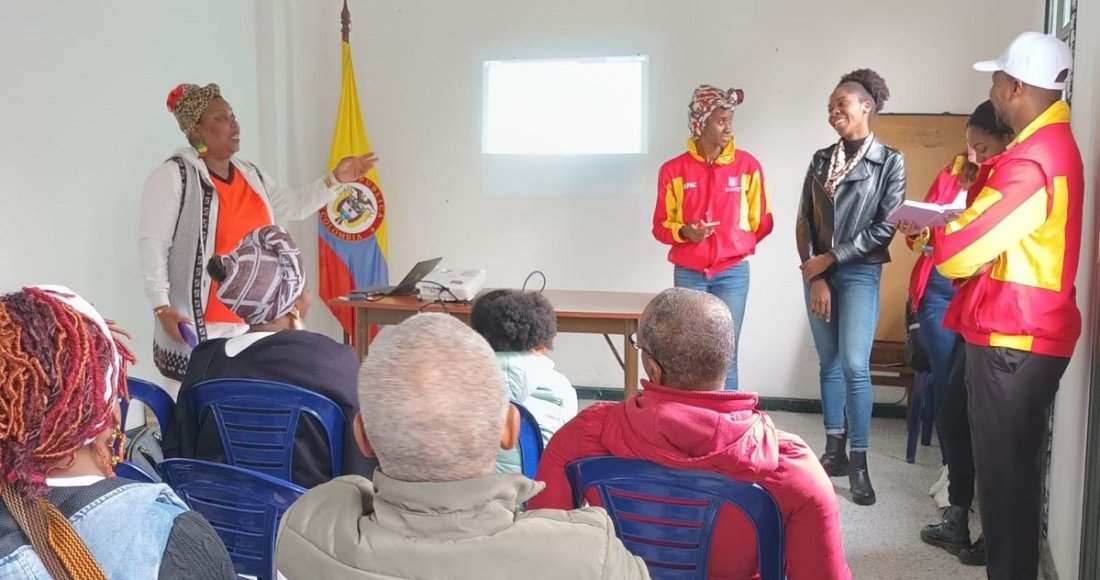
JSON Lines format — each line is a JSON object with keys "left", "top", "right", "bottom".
{"left": 163, "top": 225, "right": 374, "bottom": 488}
{"left": 0, "top": 285, "right": 235, "bottom": 579}
{"left": 469, "top": 289, "right": 579, "bottom": 474}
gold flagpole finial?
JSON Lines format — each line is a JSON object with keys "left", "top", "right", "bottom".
{"left": 341, "top": 0, "right": 351, "bottom": 43}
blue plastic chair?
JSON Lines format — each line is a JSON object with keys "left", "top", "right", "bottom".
{"left": 514, "top": 402, "right": 543, "bottom": 479}
{"left": 189, "top": 379, "right": 345, "bottom": 482}
{"left": 567, "top": 457, "right": 785, "bottom": 580}
{"left": 122, "top": 377, "right": 175, "bottom": 433}
{"left": 113, "top": 461, "right": 157, "bottom": 483}
{"left": 159, "top": 458, "right": 305, "bottom": 580}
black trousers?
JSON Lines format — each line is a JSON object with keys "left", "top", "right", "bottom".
{"left": 937, "top": 344, "right": 975, "bottom": 509}
{"left": 967, "top": 344, "right": 1069, "bottom": 580}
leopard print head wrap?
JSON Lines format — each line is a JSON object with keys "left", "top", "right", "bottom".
{"left": 166, "top": 83, "right": 221, "bottom": 136}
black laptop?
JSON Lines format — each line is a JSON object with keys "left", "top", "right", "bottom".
{"left": 350, "top": 257, "right": 443, "bottom": 299}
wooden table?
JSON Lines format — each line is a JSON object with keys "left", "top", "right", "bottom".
{"left": 329, "top": 290, "right": 656, "bottom": 398}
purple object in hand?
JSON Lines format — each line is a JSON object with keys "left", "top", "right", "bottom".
{"left": 178, "top": 322, "right": 199, "bottom": 347}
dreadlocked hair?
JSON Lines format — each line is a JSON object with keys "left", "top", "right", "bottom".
{"left": 0, "top": 288, "right": 135, "bottom": 580}
{"left": 0, "top": 288, "right": 134, "bottom": 497}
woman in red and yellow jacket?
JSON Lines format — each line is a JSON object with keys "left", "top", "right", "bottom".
{"left": 652, "top": 85, "right": 772, "bottom": 391}
{"left": 898, "top": 101, "right": 1013, "bottom": 562}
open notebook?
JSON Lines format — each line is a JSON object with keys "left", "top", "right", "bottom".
{"left": 886, "top": 189, "right": 967, "bottom": 229}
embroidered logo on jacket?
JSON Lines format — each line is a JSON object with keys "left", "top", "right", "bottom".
{"left": 726, "top": 176, "right": 742, "bottom": 194}
{"left": 684, "top": 182, "right": 698, "bottom": 190}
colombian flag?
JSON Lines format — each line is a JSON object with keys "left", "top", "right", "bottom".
{"left": 318, "top": 40, "right": 389, "bottom": 340}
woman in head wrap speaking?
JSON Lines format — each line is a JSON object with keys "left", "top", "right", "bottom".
{"left": 651, "top": 85, "right": 773, "bottom": 391}
{"left": 138, "top": 82, "right": 378, "bottom": 384}
{"left": 163, "top": 226, "right": 374, "bottom": 488}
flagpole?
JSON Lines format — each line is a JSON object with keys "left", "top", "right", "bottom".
{"left": 339, "top": 0, "right": 350, "bottom": 346}
{"left": 341, "top": 0, "right": 350, "bottom": 43}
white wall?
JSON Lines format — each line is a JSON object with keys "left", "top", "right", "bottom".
{"left": 275, "top": 0, "right": 1043, "bottom": 400}
{"left": 1047, "top": 1, "right": 1100, "bottom": 577}
{"left": 0, "top": 0, "right": 260, "bottom": 383}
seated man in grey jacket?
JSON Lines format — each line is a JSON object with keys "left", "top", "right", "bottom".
{"left": 275, "top": 313, "right": 649, "bottom": 580}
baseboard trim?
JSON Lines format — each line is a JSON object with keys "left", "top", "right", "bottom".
{"left": 575, "top": 388, "right": 907, "bottom": 419}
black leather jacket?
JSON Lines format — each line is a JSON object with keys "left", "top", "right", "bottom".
{"left": 796, "top": 137, "right": 906, "bottom": 267}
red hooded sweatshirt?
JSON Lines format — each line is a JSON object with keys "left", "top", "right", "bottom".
{"left": 529, "top": 382, "right": 850, "bottom": 580}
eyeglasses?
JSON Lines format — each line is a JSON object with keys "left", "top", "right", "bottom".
{"left": 629, "top": 332, "right": 665, "bottom": 375}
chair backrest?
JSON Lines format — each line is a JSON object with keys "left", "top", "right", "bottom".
{"left": 124, "top": 377, "right": 175, "bottom": 433}
{"left": 159, "top": 458, "right": 305, "bottom": 580}
{"left": 513, "top": 402, "right": 543, "bottom": 479}
{"left": 188, "top": 379, "right": 345, "bottom": 482}
{"left": 566, "top": 457, "right": 785, "bottom": 580}
{"left": 113, "top": 461, "right": 157, "bottom": 483}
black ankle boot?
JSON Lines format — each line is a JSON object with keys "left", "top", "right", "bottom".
{"left": 920, "top": 505, "right": 971, "bottom": 554}
{"left": 849, "top": 451, "right": 876, "bottom": 505}
{"left": 819, "top": 435, "right": 849, "bottom": 477}
{"left": 958, "top": 534, "right": 986, "bottom": 566}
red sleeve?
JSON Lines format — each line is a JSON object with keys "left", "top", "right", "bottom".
{"left": 932, "top": 158, "right": 1048, "bottom": 279}
{"left": 750, "top": 159, "right": 773, "bottom": 243}
{"left": 528, "top": 406, "right": 610, "bottom": 510}
{"left": 652, "top": 162, "right": 686, "bottom": 245}
{"left": 777, "top": 438, "right": 853, "bottom": 580}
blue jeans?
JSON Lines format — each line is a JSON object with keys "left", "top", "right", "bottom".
{"left": 916, "top": 269, "right": 962, "bottom": 463}
{"left": 804, "top": 263, "right": 882, "bottom": 451}
{"left": 674, "top": 261, "right": 749, "bottom": 391}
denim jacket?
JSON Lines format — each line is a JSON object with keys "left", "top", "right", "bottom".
{"left": 0, "top": 482, "right": 188, "bottom": 579}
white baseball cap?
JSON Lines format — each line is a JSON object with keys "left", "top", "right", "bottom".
{"left": 974, "top": 32, "right": 1073, "bottom": 91}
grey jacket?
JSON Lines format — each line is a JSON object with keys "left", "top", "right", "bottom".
{"left": 275, "top": 472, "right": 650, "bottom": 580}
{"left": 796, "top": 136, "right": 907, "bottom": 267}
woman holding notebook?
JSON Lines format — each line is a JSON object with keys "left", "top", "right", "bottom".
{"left": 795, "top": 69, "right": 906, "bottom": 506}
{"left": 899, "top": 101, "right": 1013, "bottom": 563}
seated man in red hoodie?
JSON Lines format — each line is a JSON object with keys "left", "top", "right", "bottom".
{"left": 529, "top": 287, "right": 850, "bottom": 579}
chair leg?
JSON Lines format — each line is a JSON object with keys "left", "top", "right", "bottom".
{"left": 906, "top": 372, "right": 926, "bottom": 464}
{"left": 920, "top": 371, "right": 935, "bottom": 446}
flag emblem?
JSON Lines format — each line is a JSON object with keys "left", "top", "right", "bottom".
{"left": 321, "top": 179, "right": 386, "bottom": 241}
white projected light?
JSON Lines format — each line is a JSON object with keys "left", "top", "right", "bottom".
{"left": 482, "top": 56, "right": 648, "bottom": 155}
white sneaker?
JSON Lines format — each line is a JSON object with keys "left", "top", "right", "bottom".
{"left": 929, "top": 465, "right": 949, "bottom": 498}
{"left": 934, "top": 482, "right": 951, "bottom": 509}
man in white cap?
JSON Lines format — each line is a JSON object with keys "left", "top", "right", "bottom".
{"left": 930, "top": 32, "right": 1084, "bottom": 578}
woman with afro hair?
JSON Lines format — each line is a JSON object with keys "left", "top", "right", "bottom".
{"left": 469, "top": 289, "right": 578, "bottom": 474}
{"left": 795, "top": 69, "right": 906, "bottom": 506}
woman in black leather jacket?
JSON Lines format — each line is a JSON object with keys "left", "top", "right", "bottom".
{"left": 795, "top": 69, "right": 906, "bottom": 507}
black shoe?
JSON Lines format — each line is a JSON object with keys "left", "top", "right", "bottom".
{"left": 958, "top": 534, "right": 986, "bottom": 566}
{"left": 920, "top": 505, "right": 971, "bottom": 555}
{"left": 819, "top": 435, "right": 849, "bottom": 477}
{"left": 849, "top": 451, "right": 876, "bottom": 506}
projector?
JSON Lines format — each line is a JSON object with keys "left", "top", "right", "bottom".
{"left": 417, "top": 267, "right": 487, "bottom": 302}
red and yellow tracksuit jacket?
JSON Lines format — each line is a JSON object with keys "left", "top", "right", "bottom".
{"left": 932, "top": 101, "right": 1084, "bottom": 357}
{"left": 652, "top": 139, "right": 773, "bottom": 277}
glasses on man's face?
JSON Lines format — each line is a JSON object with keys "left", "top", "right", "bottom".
{"left": 629, "top": 332, "right": 665, "bottom": 375}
